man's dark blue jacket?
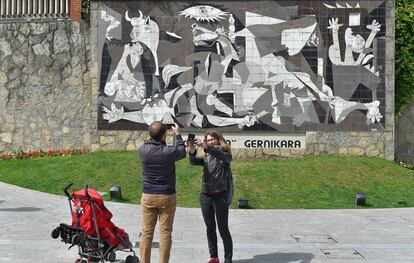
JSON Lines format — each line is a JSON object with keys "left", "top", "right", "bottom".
{"left": 139, "top": 134, "right": 186, "bottom": 195}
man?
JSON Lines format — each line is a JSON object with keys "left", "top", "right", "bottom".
{"left": 138, "top": 121, "right": 186, "bottom": 263}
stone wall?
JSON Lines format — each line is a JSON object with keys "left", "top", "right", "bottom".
{"left": 396, "top": 101, "right": 414, "bottom": 163}
{"left": 94, "top": 130, "right": 388, "bottom": 160}
{"left": 0, "top": 21, "right": 91, "bottom": 152}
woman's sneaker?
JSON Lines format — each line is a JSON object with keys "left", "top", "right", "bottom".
{"left": 205, "top": 258, "right": 219, "bottom": 263}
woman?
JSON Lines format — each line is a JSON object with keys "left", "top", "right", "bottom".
{"left": 188, "top": 131, "right": 233, "bottom": 263}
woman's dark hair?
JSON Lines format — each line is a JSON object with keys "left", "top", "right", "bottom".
{"left": 148, "top": 121, "right": 166, "bottom": 141}
{"left": 204, "top": 130, "right": 231, "bottom": 152}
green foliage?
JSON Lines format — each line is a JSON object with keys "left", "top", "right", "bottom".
{"left": 82, "top": 0, "right": 90, "bottom": 22}
{"left": 398, "top": 160, "right": 414, "bottom": 170}
{"left": 1, "top": 151, "right": 414, "bottom": 209}
{"left": 396, "top": 0, "right": 414, "bottom": 115}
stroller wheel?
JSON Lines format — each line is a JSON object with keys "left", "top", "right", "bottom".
{"left": 125, "top": 255, "right": 133, "bottom": 263}
{"left": 79, "top": 259, "right": 88, "bottom": 263}
{"left": 51, "top": 227, "right": 60, "bottom": 239}
{"left": 105, "top": 251, "right": 116, "bottom": 262}
{"left": 126, "top": 255, "right": 139, "bottom": 263}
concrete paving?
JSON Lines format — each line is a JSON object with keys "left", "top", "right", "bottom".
{"left": 1, "top": 181, "right": 414, "bottom": 263}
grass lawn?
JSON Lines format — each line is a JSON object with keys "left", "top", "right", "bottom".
{"left": 0, "top": 151, "right": 414, "bottom": 209}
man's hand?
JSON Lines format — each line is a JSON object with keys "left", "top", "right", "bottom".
{"left": 171, "top": 123, "right": 180, "bottom": 135}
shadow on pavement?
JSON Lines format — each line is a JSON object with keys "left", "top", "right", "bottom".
{"left": 0, "top": 207, "right": 43, "bottom": 212}
{"left": 234, "top": 252, "right": 314, "bottom": 263}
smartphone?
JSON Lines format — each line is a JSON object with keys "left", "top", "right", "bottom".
{"left": 187, "top": 133, "right": 195, "bottom": 144}
{"left": 164, "top": 123, "right": 174, "bottom": 128}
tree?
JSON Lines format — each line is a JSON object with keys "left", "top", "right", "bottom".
{"left": 396, "top": 0, "right": 414, "bottom": 115}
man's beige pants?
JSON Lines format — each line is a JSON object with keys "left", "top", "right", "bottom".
{"left": 140, "top": 193, "right": 176, "bottom": 263}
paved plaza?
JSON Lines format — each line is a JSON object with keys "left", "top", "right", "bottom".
{"left": 1, "top": 182, "right": 414, "bottom": 263}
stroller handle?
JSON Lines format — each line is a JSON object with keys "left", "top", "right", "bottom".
{"left": 64, "top": 183, "right": 73, "bottom": 198}
{"left": 84, "top": 184, "right": 91, "bottom": 200}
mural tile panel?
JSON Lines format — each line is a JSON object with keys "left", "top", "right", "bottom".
{"left": 97, "top": 0, "right": 386, "bottom": 132}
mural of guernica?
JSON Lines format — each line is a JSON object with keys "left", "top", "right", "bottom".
{"left": 97, "top": 1, "right": 386, "bottom": 131}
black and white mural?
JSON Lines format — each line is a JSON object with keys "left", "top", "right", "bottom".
{"left": 97, "top": 1, "right": 386, "bottom": 131}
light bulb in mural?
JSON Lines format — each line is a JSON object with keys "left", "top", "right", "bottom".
{"left": 180, "top": 5, "right": 228, "bottom": 22}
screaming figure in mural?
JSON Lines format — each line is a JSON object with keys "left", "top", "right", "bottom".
{"left": 100, "top": 4, "right": 384, "bottom": 129}
{"left": 328, "top": 17, "right": 380, "bottom": 70}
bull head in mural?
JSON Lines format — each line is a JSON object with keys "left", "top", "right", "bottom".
{"left": 125, "top": 10, "right": 160, "bottom": 75}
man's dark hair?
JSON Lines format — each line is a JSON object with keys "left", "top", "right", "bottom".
{"left": 148, "top": 121, "right": 167, "bottom": 141}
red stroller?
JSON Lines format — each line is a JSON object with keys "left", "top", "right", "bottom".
{"left": 51, "top": 183, "right": 139, "bottom": 263}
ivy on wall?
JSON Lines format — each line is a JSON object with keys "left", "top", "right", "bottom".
{"left": 82, "top": 0, "right": 90, "bottom": 22}
{"left": 396, "top": 0, "right": 414, "bottom": 116}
